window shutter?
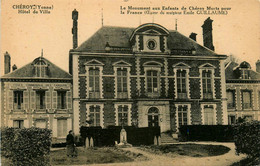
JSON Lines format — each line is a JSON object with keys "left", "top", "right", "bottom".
{"left": 52, "top": 91, "right": 57, "bottom": 109}
{"left": 67, "top": 91, "right": 72, "bottom": 109}
{"left": 30, "top": 91, "right": 36, "bottom": 109}
{"left": 8, "top": 90, "right": 13, "bottom": 110}
{"left": 23, "top": 91, "right": 29, "bottom": 110}
{"left": 46, "top": 91, "right": 51, "bottom": 109}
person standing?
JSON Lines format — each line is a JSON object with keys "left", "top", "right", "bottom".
{"left": 66, "top": 130, "right": 75, "bottom": 157}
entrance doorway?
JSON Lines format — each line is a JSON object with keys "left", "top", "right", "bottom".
{"left": 148, "top": 107, "right": 159, "bottom": 127}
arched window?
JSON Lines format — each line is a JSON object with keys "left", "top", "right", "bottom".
{"left": 148, "top": 107, "right": 159, "bottom": 127}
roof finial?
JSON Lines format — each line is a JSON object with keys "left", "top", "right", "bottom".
{"left": 41, "top": 49, "right": 43, "bottom": 57}
{"left": 101, "top": 8, "right": 104, "bottom": 26}
{"left": 175, "top": 19, "right": 178, "bottom": 31}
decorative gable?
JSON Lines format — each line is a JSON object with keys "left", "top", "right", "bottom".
{"left": 112, "top": 60, "right": 132, "bottom": 67}
{"left": 199, "top": 63, "right": 216, "bottom": 69}
{"left": 84, "top": 59, "right": 104, "bottom": 66}
{"left": 173, "top": 62, "right": 191, "bottom": 68}
{"left": 130, "top": 23, "right": 170, "bottom": 53}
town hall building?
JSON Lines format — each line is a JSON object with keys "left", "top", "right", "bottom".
{"left": 69, "top": 9, "right": 228, "bottom": 135}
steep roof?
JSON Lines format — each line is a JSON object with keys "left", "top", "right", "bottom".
{"left": 1, "top": 57, "right": 72, "bottom": 79}
{"left": 225, "top": 61, "right": 260, "bottom": 80}
{"left": 75, "top": 25, "right": 217, "bottom": 56}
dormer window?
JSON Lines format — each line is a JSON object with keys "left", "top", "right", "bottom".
{"left": 34, "top": 59, "right": 48, "bottom": 77}
{"left": 237, "top": 61, "right": 251, "bottom": 79}
{"left": 241, "top": 69, "right": 249, "bottom": 79}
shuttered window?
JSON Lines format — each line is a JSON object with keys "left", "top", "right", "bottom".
{"left": 57, "top": 91, "right": 66, "bottom": 109}
{"left": 35, "top": 119, "right": 47, "bottom": 128}
{"left": 13, "top": 91, "right": 23, "bottom": 110}
{"left": 36, "top": 91, "right": 46, "bottom": 109}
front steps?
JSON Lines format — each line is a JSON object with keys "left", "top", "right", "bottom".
{"left": 160, "top": 133, "right": 178, "bottom": 144}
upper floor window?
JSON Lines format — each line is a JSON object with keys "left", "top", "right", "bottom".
{"left": 89, "top": 67, "right": 100, "bottom": 98}
{"left": 173, "top": 62, "right": 191, "bottom": 99}
{"left": 85, "top": 59, "right": 104, "bottom": 99}
{"left": 36, "top": 90, "right": 45, "bottom": 109}
{"left": 57, "top": 91, "right": 66, "bottom": 109}
{"left": 202, "top": 70, "right": 213, "bottom": 99}
{"left": 144, "top": 61, "right": 162, "bottom": 98}
{"left": 242, "top": 90, "right": 252, "bottom": 109}
{"left": 113, "top": 60, "right": 131, "bottom": 99}
{"left": 147, "top": 70, "right": 159, "bottom": 93}
{"left": 177, "top": 70, "right": 187, "bottom": 99}
{"left": 199, "top": 63, "right": 215, "bottom": 100}
{"left": 227, "top": 90, "right": 235, "bottom": 109}
{"left": 14, "top": 91, "right": 23, "bottom": 109}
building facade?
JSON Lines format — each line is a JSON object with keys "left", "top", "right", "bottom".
{"left": 70, "top": 12, "right": 228, "bottom": 135}
{"left": 225, "top": 61, "right": 260, "bottom": 124}
{"left": 1, "top": 53, "right": 73, "bottom": 142}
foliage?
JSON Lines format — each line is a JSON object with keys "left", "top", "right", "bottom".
{"left": 233, "top": 121, "right": 260, "bottom": 159}
{"left": 178, "top": 125, "right": 234, "bottom": 142}
{"left": 139, "top": 144, "right": 230, "bottom": 157}
{"left": 80, "top": 126, "right": 160, "bottom": 146}
{"left": 1, "top": 127, "right": 52, "bottom": 166}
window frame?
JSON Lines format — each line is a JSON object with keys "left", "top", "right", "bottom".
{"left": 175, "top": 104, "right": 191, "bottom": 131}
{"left": 86, "top": 104, "right": 104, "bottom": 127}
{"left": 85, "top": 59, "right": 104, "bottom": 99}
{"left": 115, "top": 103, "right": 132, "bottom": 126}
{"left": 113, "top": 60, "right": 131, "bottom": 99}
{"left": 226, "top": 90, "right": 236, "bottom": 109}
{"left": 36, "top": 90, "right": 46, "bottom": 110}
{"left": 57, "top": 91, "right": 67, "bottom": 109}
{"left": 13, "top": 91, "right": 24, "bottom": 110}
{"left": 199, "top": 64, "right": 216, "bottom": 100}
{"left": 201, "top": 104, "right": 217, "bottom": 125}
{"left": 241, "top": 90, "right": 252, "bottom": 110}
{"left": 13, "top": 120, "right": 24, "bottom": 128}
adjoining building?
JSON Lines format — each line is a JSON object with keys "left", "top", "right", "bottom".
{"left": 69, "top": 10, "right": 228, "bottom": 135}
{"left": 0, "top": 52, "right": 73, "bottom": 142}
{"left": 225, "top": 60, "right": 260, "bottom": 124}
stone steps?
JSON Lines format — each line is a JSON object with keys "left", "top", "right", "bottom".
{"left": 160, "top": 133, "right": 178, "bottom": 144}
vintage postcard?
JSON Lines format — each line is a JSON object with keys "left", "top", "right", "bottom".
{"left": 1, "top": 0, "right": 259, "bottom": 165}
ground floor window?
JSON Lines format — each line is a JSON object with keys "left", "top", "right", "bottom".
{"left": 203, "top": 106, "right": 215, "bottom": 125}
{"left": 177, "top": 105, "right": 188, "bottom": 126}
{"left": 35, "top": 119, "right": 47, "bottom": 128}
{"left": 13, "top": 120, "right": 24, "bottom": 128}
{"left": 118, "top": 105, "right": 129, "bottom": 126}
{"left": 57, "top": 119, "right": 67, "bottom": 137}
{"left": 244, "top": 115, "right": 253, "bottom": 122}
{"left": 228, "top": 115, "right": 236, "bottom": 125}
{"left": 89, "top": 105, "right": 101, "bottom": 127}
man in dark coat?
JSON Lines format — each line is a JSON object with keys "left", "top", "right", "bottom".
{"left": 66, "top": 130, "right": 75, "bottom": 157}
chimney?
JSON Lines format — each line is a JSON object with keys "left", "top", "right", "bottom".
{"left": 12, "top": 64, "right": 17, "bottom": 71}
{"left": 256, "top": 60, "right": 260, "bottom": 73}
{"left": 72, "top": 9, "right": 78, "bottom": 49}
{"left": 189, "top": 32, "right": 197, "bottom": 41}
{"left": 202, "top": 17, "right": 215, "bottom": 51}
{"left": 4, "top": 51, "right": 11, "bottom": 74}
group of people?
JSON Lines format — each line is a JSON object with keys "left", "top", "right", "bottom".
{"left": 66, "top": 130, "right": 78, "bottom": 157}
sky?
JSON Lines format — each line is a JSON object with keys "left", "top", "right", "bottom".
{"left": 1, "top": 0, "right": 260, "bottom": 75}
